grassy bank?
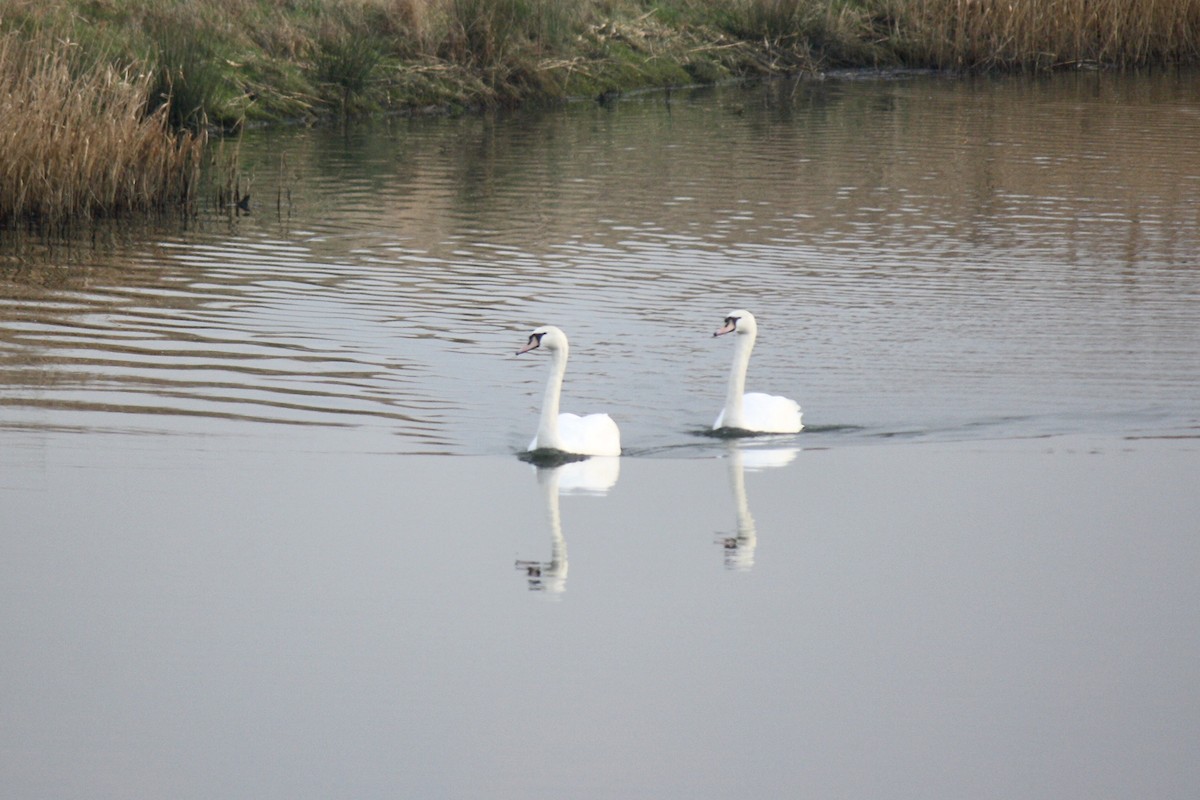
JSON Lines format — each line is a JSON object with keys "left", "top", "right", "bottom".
{"left": 2, "top": 0, "right": 1198, "bottom": 225}
{"left": 7, "top": 0, "right": 1199, "bottom": 127}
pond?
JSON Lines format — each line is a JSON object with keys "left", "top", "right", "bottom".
{"left": 2, "top": 70, "right": 1199, "bottom": 799}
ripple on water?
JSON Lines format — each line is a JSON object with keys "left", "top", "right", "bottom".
{"left": 3, "top": 73, "right": 1200, "bottom": 452}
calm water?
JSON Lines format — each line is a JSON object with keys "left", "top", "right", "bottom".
{"left": 2, "top": 71, "right": 1200, "bottom": 799}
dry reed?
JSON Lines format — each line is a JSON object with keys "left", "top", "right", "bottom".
{"left": 887, "top": 0, "right": 1200, "bottom": 68}
{"left": 0, "top": 32, "right": 205, "bottom": 228}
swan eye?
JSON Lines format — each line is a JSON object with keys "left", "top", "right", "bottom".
{"left": 725, "top": 316, "right": 739, "bottom": 327}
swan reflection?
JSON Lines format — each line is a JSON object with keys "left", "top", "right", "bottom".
{"left": 515, "top": 456, "right": 619, "bottom": 594}
{"left": 718, "top": 442, "right": 798, "bottom": 571}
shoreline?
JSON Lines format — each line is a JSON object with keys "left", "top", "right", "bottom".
{"left": 2, "top": 0, "right": 1198, "bottom": 225}
{"left": 5, "top": 1, "right": 1199, "bottom": 129}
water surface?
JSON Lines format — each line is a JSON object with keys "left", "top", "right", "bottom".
{"left": 2, "top": 70, "right": 1198, "bottom": 451}
{"left": 2, "top": 70, "right": 1200, "bottom": 799}
{"left": 3, "top": 434, "right": 1198, "bottom": 799}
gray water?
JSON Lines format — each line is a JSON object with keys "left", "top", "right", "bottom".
{"left": 2, "top": 71, "right": 1199, "bottom": 799}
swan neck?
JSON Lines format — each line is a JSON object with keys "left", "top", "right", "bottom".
{"left": 537, "top": 345, "right": 568, "bottom": 449}
{"left": 724, "top": 331, "right": 754, "bottom": 426}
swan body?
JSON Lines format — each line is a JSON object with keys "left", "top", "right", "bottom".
{"left": 713, "top": 309, "right": 803, "bottom": 434}
{"left": 516, "top": 326, "right": 621, "bottom": 457}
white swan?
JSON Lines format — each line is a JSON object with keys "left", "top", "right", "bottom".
{"left": 516, "top": 325, "right": 621, "bottom": 456}
{"left": 712, "top": 309, "right": 803, "bottom": 434}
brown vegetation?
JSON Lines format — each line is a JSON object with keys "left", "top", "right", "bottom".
{"left": 886, "top": 0, "right": 1200, "bottom": 68}
{"left": 0, "top": 31, "right": 204, "bottom": 228}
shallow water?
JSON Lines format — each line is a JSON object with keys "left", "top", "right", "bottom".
{"left": 2, "top": 70, "right": 1200, "bottom": 799}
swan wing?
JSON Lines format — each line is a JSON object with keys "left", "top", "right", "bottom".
{"left": 740, "top": 393, "right": 803, "bottom": 434}
{"left": 556, "top": 412, "right": 622, "bottom": 456}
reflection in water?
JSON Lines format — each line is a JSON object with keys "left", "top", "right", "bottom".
{"left": 718, "top": 443, "right": 798, "bottom": 570}
{"left": 515, "top": 456, "right": 619, "bottom": 594}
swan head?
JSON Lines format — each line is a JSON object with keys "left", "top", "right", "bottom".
{"left": 714, "top": 309, "right": 757, "bottom": 338}
{"left": 516, "top": 325, "right": 568, "bottom": 355}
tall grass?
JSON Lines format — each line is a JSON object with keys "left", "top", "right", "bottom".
{"left": 315, "top": 33, "right": 382, "bottom": 114}
{"left": 142, "top": 7, "right": 242, "bottom": 129}
{"left": 716, "top": 0, "right": 823, "bottom": 42}
{"left": 885, "top": 0, "right": 1200, "bottom": 68}
{"left": 0, "top": 32, "right": 205, "bottom": 227}
{"left": 439, "top": 0, "right": 583, "bottom": 64}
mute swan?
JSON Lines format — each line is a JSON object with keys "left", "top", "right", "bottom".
{"left": 712, "top": 309, "right": 803, "bottom": 434}
{"left": 516, "top": 326, "right": 622, "bottom": 456}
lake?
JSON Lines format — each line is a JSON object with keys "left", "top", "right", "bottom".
{"left": 2, "top": 69, "right": 1199, "bottom": 799}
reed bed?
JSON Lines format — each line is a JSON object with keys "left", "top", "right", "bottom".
{"left": 0, "top": 32, "right": 205, "bottom": 228}
{"left": 884, "top": 0, "right": 1200, "bottom": 68}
